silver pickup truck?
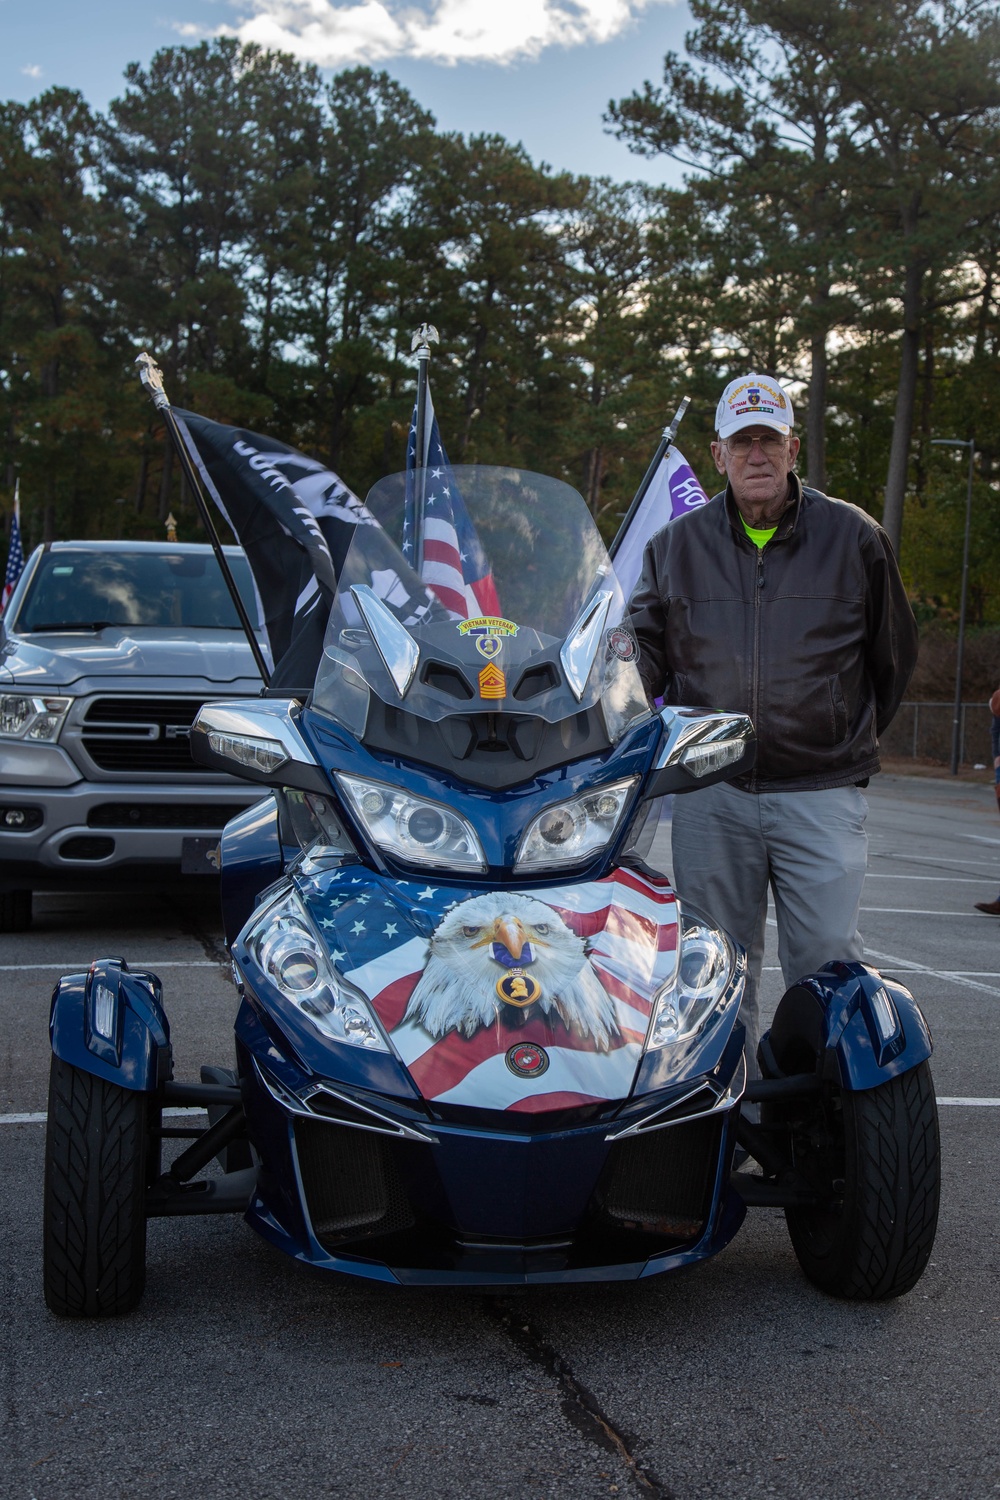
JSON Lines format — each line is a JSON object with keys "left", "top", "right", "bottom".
{"left": 0, "top": 541, "right": 265, "bottom": 930}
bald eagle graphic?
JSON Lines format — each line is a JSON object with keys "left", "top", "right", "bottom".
{"left": 402, "top": 892, "right": 619, "bottom": 1052}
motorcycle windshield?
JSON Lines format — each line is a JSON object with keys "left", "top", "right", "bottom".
{"left": 311, "top": 466, "right": 648, "bottom": 741}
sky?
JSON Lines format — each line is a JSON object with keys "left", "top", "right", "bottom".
{"left": 0, "top": 0, "right": 691, "bottom": 186}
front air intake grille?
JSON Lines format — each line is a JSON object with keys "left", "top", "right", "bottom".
{"left": 594, "top": 1116, "right": 722, "bottom": 1240}
{"left": 81, "top": 697, "right": 209, "bottom": 773}
{"left": 87, "top": 802, "right": 238, "bottom": 830}
{"left": 294, "top": 1120, "right": 415, "bottom": 1249}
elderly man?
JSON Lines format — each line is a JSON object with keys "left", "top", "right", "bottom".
{"left": 628, "top": 373, "right": 918, "bottom": 1063}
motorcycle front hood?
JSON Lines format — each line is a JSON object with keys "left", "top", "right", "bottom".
{"left": 293, "top": 864, "right": 679, "bottom": 1114}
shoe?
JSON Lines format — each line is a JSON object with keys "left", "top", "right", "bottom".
{"left": 974, "top": 900, "right": 1000, "bottom": 915}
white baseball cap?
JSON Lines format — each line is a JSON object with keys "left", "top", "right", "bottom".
{"left": 715, "top": 373, "right": 794, "bottom": 438}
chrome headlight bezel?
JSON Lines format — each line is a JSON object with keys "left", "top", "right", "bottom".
{"left": 240, "top": 887, "right": 389, "bottom": 1052}
{"left": 335, "top": 773, "right": 486, "bottom": 872}
{"left": 645, "top": 902, "right": 742, "bottom": 1051}
{"left": 0, "top": 692, "right": 71, "bottom": 743}
{"left": 514, "top": 776, "right": 638, "bottom": 872}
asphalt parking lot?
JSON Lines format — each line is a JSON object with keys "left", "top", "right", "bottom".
{"left": 1, "top": 770, "right": 999, "bottom": 1500}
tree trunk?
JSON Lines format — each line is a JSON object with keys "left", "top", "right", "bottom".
{"left": 882, "top": 252, "right": 924, "bottom": 554}
{"left": 157, "top": 441, "right": 174, "bottom": 524}
{"left": 806, "top": 325, "right": 827, "bottom": 492}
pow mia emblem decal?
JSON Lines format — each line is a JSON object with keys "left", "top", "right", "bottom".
{"left": 505, "top": 1042, "right": 550, "bottom": 1078}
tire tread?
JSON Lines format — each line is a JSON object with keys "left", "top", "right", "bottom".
{"left": 43, "top": 1055, "right": 148, "bottom": 1317}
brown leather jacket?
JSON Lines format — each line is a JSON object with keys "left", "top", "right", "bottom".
{"left": 627, "top": 475, "right": 918, "bottom": 791}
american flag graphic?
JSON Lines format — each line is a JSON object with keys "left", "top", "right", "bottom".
{"left": 300, "top": 866, "right": 677, "bottom": 1113}
{"left": 404, "top": 394, "right": 501, "bottom": 620}
{"left": 2, "top": 480, "right": 24, "bottom": 612}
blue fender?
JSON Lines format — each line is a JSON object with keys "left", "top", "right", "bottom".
{"left": 49, "top": 957, "right": 172, "bottom": 1092}
{"left": 763, "top": 960, "right": 932, "bottom": 1092}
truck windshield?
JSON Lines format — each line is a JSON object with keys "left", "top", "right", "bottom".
{"left": 15, "top": 549, "right": 260, "bottom": 632}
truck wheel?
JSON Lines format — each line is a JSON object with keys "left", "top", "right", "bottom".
{"left": 0, "top": 888, "right": 32, "bottom": 932}
{"left": 43, "top": 1055, "right": 149, "bottom": 1317}
{"left": 785, "top": 1062, "right": 940, "bottom": 1300}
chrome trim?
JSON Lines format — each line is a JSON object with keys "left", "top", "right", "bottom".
{"left": 605, "top": 1053, "right": 747, "bottom": 1141}
{"left": 350, "top": 584, "right": 419, "bottom": 699}
{"left": 560, "top": 589, "right": 613, "bottom": 702}
{"left": 653, "top": 706, "right": 754, "bottom": 772}
{"left": 253, "top": 1057, "right": 437, "bottom": 1143}
{"left": 191, "top": 699, "right": 318, "bottom": 769}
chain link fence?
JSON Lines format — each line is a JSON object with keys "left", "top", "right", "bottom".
{"left": 880, "top": 702, "right": 994, "bottom": 767}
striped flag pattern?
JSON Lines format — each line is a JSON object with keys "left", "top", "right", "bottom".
{"left": 304, "top": 867, "right": 677, "bottom": 1113}
{"left": 404, "top": 394, "right": 501, "bottom": 620}
{"left": 2, "top": 480, "right": 24, "bottom": 612}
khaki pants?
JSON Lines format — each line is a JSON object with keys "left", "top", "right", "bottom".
{"left": 670, "top": 780, "right": 868, "bottom": 1069}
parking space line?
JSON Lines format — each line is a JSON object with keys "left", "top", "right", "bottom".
{"left": 0, "top": 1107, "right": 207, "bottom": 1126}
{"left": 0, "top": 960, "right": 222, "bottom": 972}
{"left": 864, "top": 874, "right": 988, "bottom": 883}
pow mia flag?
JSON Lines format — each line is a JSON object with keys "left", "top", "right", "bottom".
{"left": 174, "top": 410, "right": 376, "bottom": 693}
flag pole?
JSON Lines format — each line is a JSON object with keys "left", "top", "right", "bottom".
{"left": 135, "top": 352, "right": 272, "bottom": 687}
{"left": 411, "top": 323, "right": 438, "bottom": 574}
{"left": 609, "top": 396, "right": 691, "bottom": 560}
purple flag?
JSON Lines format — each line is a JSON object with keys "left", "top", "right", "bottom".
{"left": 614, "top": 446, "right": 709, "bottom": 601}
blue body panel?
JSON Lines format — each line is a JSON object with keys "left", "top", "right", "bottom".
{"left": 50, "top": 958, "right": 171, "bottom": 1092}
{"left": 235, "top": 1002, "right": 747, "bottom": 1286}
{"left": 220, "top": 795, "right": 285, "bottom": 949}
{"left": 299, "top": 709, "right": 663, "bottom": 880}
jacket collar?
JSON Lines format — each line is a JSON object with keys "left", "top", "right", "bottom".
{"left": 721, "top": 470, "right": 803, "bottom": 543}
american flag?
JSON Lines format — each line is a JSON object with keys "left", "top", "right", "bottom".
{"left": 404, "top": 394, "right": 501, "bottom": 619}
{"left": 2, "top": 480, "right": 24, "bottom": 612}
{"left": 301, "top": 866, "right": 677, "bottom": 1113}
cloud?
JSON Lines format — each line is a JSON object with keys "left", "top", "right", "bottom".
{"left": 177, "top": 0, "right": 670, "bottom": 67}
{"left": 21, "top": 64, "right": 43, "bottom": 78}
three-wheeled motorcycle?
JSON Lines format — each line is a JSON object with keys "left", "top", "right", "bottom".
{"left": 42, "top": 465, "right": 940, "bottom": 1315}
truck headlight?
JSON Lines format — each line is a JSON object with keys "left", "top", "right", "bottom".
{"left": 514, "top": 777, "right": 637, "bottom": 871}
{"left": 645, "top": 904, "right": 741, "bottom": 1050}
{"left": 0, "top": 694, "right": 71, "bottom": 742}
{"left": 241, "top": 888, "right": 388, "bottom": 1051}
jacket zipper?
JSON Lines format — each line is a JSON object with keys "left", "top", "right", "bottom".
{"left": 750, "top": 546, "right": 765, "bottom": 791}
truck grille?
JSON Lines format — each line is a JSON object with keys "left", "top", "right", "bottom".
{"left": 86, "top": 802, "right": 240, "bottom": 829}
{"left": 81, "top": 697, "right": 210, "bottom": 773}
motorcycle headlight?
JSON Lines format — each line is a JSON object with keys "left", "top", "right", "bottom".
{"left": 514, "top": 777, "right": 637, "bottom": 871}
{"left": 335, "top": 773, "right": 486, "bottom": 872}
{"left": 242, "top": 888, "right": 388, "bottom": 1051}
{"left": 0, "top": 693, "right": 71, "bottom": 742}
{"left": 645, "top": 903, "right": 740, "bottom": 1050}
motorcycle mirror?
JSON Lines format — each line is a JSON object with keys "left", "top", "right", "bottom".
{"left": 645, "top": 705, "right": 756, "bottom": 797}
{"left": 190, "top": 699, "right": 330, "bottom": 794}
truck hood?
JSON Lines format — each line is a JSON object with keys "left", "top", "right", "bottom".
{"left": 0, "top": 627, "right": 265, "bottom": 689}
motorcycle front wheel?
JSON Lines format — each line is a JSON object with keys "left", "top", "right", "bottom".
{"left": 43, "top": 1055, "right": 150, "bottom": 1317}
{"left": 783, "top": 1061, "right": 940, "bottom": 1300}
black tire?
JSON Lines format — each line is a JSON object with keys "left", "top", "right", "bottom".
{"left": 43, "top": 1054, "right": 149, "bottom": 1317}
{"left": 785, "top": 1061, "right": 940, "bottom": 1300}
{"left": 0, "top": 888, "right": 32, "bottom": 932}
